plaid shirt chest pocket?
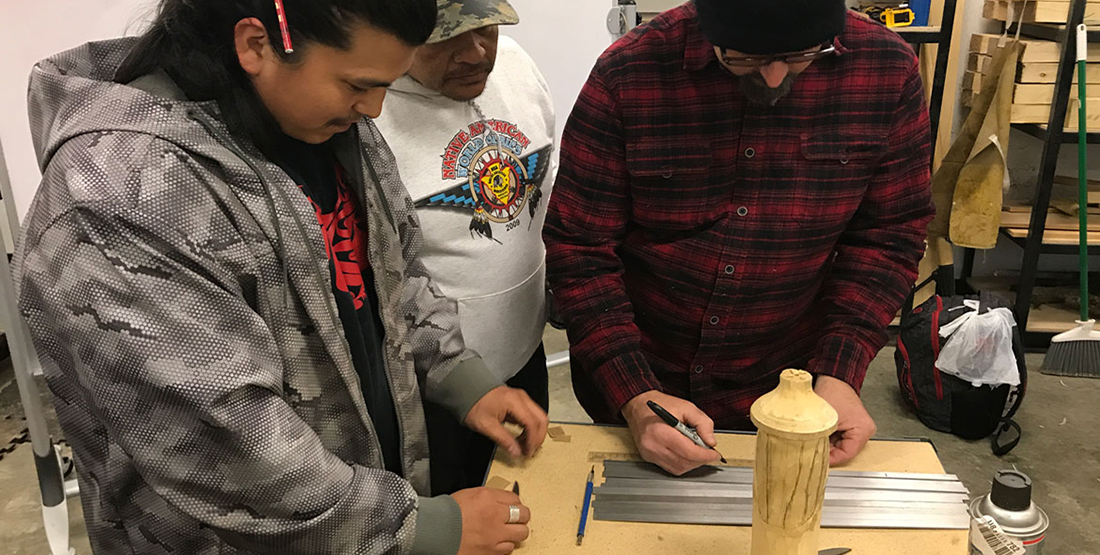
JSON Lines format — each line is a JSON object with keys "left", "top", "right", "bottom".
{"left": 626, "top": 142, "right": 721, "bottom": 233}
{"left": 792, "top": 132, "right": 888, "bottom": 230}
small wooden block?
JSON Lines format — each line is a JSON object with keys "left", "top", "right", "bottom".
{"left": 486, "top": 476, "right": 512, "bottom": 490}
{"left": 968, "top": 52, "right": 994, "bottom": 74}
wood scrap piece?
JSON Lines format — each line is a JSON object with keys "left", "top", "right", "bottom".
{"left": 547, "top": 426, "right": 572, "bottom": 442}
{"left": 486, "top": 476, "right": 512, "bottom": 490}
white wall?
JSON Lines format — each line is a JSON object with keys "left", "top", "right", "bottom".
{"left": 0, "top": 0, "right": 156, "bottom": 219}
{"left": 0, "top": 0, "right": 609, "bottom": 220}
{"left": 502, "top": 0, "right": 613, "bottom": 144}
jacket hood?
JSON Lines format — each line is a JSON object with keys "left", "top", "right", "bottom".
{"left": 28, "top": 37, "right": 222, "bottom": 172}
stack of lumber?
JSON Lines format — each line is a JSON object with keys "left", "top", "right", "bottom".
{"left": 965, "top": 2, "right": 1100, "bottom": 130}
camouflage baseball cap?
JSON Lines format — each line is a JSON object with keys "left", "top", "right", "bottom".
{"left": 428, "top": 0, "right": 520, "bottom": 44}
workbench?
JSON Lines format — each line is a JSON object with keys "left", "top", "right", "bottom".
{"left": 487, "top": 423, "right": 970, "bottom": 554}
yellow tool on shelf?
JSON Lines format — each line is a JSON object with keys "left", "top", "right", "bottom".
{"left": 882, "top": 6, "right": 915, "bottom": 27}
{"left": 859, "top": 4, "right": 916, "bottom": 28}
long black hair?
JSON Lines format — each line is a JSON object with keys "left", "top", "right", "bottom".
{"left": 116, "top": 0, "right": 436, "bottom": 156}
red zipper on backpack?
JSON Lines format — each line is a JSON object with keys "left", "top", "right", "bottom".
{"left": 930, "top": 296, "right": 945, "bottom": 400}
{"left": 896, "top": 336, "right": 919, "bottom": 408}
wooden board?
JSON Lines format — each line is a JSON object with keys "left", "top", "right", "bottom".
{"left": 1053, "top": 174, "right": 1100, "bottom": 191}
{"left": 983, "top": 0, "right": 1100, "bottom": 23}
{"left": 1012, "top": 83, "right": 1095, "bottom": 103}
{"left": 999, "top": 209, "right": 1100, "bottom": 230}
{"left": 1010, "top": 100, "right": 1100, "bottom": 128}
{"left": 1017, "top": 61, "right": 1100, "bottom": 83}
{"left": 1003, "top": 226, "right": 1100, "bottom": 243}
{"left": 966, "top": 277, "right": 1082, "bottom": 333}
{"left": 924, "top": 0, "right": 969, "bottom": 172}
{"left": 971, "top": 32, "right": 1100, "bottom": 63}
{"left": 489, "top": 424, "right": 970, "bottom": 555}
{"left": 1003, "top": 202, "right": 1100, "bottom": 213}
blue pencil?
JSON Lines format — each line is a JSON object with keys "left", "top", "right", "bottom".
{"left": 577, "top": 466, "right": 595, "bottom": 546}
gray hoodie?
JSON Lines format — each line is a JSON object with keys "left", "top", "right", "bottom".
{"left": 14, "top": 38, "right": 500, "bottom": 555}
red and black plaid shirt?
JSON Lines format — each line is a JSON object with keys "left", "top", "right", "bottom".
{"left": 544, "top": 4, "right": 935, "bottom": 429}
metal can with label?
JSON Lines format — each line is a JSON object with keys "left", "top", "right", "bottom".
{"left": 969, "top": 470, "right": 1049, "bottom": 554}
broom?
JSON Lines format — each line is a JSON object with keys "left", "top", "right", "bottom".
{"left": 1042, "top": 23, "right": 1100, "bottom": 377}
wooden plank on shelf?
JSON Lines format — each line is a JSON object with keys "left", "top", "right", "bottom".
{"left": 1011, "top": 100, "right": 1100, "bottom": 128}
{"left": 1053, "top": 174, "right": 1100, "bottom": 190}
{"left": 1003, "top": 226, "right": 1100, "bottom": 244}
{"left": 971, "top": 32, "right": 1100, "bottom": 63}
{"left": 983, "top": 0, "right": 1100, "bottom": 24}
{"left": 1012, "top": 83, "right": 1095, "bottom": 103}
{"left": 1018, "top": 61, "right": 1100, "bottom": 83}
{"left": 999, "top": 209, "right": 1100, "bottom": 230}
{"left": 1002, "top": 202, "right": 1100, "bottom": 213}
{"left": 966, "top": 277, "right": 1081, "bottom": 333}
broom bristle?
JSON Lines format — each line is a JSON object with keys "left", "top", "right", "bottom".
{"left": 1041, "top": 340, "right": 1100, "bottom": 377}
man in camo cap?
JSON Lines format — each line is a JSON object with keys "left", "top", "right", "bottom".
{"left": 375, "top": 0, "right": 557, "bottom": 495}
{"left": 430, "top": 0, "right": 519, "bottom": 43}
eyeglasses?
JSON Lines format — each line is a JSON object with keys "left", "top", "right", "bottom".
{"left": 719, "top": 43, "right": 837, "bottom": 68}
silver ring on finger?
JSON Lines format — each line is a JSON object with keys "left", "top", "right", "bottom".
{"left": 507, "top": 505, "right": 521, "bottom": 524}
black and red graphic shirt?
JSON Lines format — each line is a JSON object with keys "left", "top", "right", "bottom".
{"left": 272, "top": 137, "right": 402, "bottom": 476}
{"left": 305, "top": 165, "right": 371, "bottom": 310}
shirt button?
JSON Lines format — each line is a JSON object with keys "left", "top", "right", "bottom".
{"left": 709, "top": 316, "right": 720, "bottom": 325}
{"left": 745, "top": 148, "right": 755, "bottom": 159}
{"left": 694, "top": 365, "right": 704, "bottom": 374}
{"left": 737, "top": 206, "right": 749, "bottom": 217}
{"left": 661, "top": 165, "right": 674, "bottom": 179}
{"left": 724, "top": 265, "right": 735, "bottom": 274}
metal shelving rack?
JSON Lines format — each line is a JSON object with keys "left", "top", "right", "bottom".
{"left": 897, "top": 0, "right": 961, "bottom": 162}
{"left": 960, "top": 0, "right": 1100, "bottom": 347}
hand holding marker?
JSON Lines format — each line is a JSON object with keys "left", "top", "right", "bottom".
{"left": 647, "top": 400, "right": 727, "bottom": 464}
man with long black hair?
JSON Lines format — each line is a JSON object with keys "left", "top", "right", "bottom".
{"left": 15, "top": 1, "right": 546, "bottom": 553}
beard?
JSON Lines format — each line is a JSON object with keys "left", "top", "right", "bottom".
{"left": 738, "top": 73, "right": 797, "bottom": 106}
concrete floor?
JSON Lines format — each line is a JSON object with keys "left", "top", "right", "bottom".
{"left": 1, "top": 327, "right": 1098, "bottom": 554}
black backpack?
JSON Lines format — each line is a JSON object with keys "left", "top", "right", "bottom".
{"left": 895, "top": 274, "right": 1026, "bottom": 456}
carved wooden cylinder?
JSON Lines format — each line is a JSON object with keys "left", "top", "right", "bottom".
{"left": 749, "top": 369, "right": 839, "bottom": 555}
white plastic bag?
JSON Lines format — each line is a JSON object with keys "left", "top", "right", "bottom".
{"left": 936, "top": 306, "right": 1021, "bottom": 387}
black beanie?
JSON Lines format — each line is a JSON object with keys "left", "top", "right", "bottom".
{"left": 695, "top": 0, "right": 847, "bottom": 55}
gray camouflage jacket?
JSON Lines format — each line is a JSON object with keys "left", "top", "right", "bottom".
{"left": 14, "top": 39, "right": 502, "bottom": 555}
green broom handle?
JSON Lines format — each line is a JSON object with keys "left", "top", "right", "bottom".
{"left": 1078, "top": 24, "right": 1090, "bottom": 322}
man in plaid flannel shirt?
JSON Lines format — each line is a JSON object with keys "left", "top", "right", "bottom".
{"left": 544, "top": 0, "right": 935, "bottom": 475}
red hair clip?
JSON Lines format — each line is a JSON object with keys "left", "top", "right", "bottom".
{"left": 273, "top": 0, "right": 294, "bottom": 53}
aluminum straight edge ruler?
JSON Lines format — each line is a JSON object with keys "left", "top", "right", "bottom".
{"left": 593, "top": 500, "right": 971, "bottom": 520}
{"left": 602, "top": 460, "right": 963, "bottom": 483}
{"left": 598, "top": 492, "right": 968, "bottom": 509}
{"left": 601, "top": 474, "right": 969, "bottom": 494}
{"left": 593, "top": 505, "right": 971, "bottom": 530}
{"left": 594, "top": 483, "right": 972, "bottom": 501}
